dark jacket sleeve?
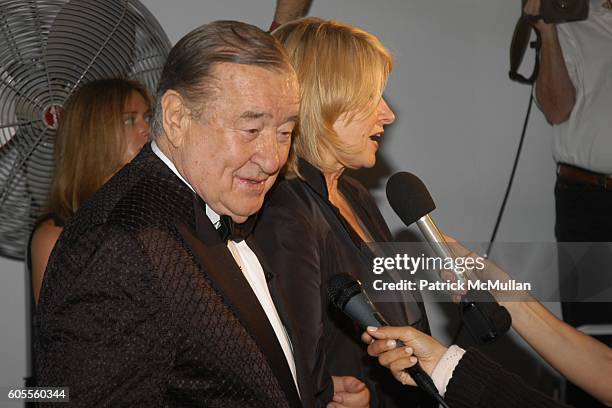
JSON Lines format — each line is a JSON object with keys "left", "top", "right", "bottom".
{"left": 35, "top": 226, "right": 175, "bottom": 407}
{"left": 445, "top": 349, "right": 572, "bottom": 408}
{"left": 254, "top": 183, "right": 335, "bottom": 408}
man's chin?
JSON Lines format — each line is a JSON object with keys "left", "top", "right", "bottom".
{"left": 226, "top": 202, "right": 264, "bottom": 224}
{"left": 229, "top": 214, "right": 250, "bottom": 224}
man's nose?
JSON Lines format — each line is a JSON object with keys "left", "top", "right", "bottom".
{"left": 253, "top": 131, "right": 281, "bottom": 174}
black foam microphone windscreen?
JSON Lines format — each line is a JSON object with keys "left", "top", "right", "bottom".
{"left": 386, "top": 172, "right": 435, "bottom": 226}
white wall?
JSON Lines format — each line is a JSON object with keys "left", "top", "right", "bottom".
{"left": 0, "top": 0, "right": 563, "bottom": 398}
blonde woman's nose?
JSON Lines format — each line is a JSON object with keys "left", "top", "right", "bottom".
{"left": 378, "top": 98, "right": 396, "bottom": 125}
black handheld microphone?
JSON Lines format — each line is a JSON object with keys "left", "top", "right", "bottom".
{"left": 386, "top": 172, "right": 511, "bottom": 344}
{"left": 327, "top": 274, "right": 449, "bottom": 407}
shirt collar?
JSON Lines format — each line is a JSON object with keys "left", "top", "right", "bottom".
{"left": 297, "top": 157, "right": 331, "bottom": 200}
{"left": 151, "top": 140, "right": 221, "bottom": 226}
{"left": 297, "top": 157, "right": 356, "bottom": 202}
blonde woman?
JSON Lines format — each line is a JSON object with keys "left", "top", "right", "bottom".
{"left": 254, "top": 18, "right": 433, "bottom": 408}
{"left": 30, "top": 78, "right": 152, "bottom": 303}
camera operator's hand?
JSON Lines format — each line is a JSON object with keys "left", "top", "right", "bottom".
{"left": 524, "top": 0, "right": 575, "bottom": 124}
{"left": 523, "top": 0, "right": 556, "bottom": 35}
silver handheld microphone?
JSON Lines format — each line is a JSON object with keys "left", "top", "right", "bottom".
{"left": 386, "top": 171, "right": 511, "bottom": 344}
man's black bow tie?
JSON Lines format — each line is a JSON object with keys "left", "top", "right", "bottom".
{"left": 194, "top": 194, "right": 257, "bottom": 243}
{"left": 217, "top": 214, "right": 257, "bottom": 243}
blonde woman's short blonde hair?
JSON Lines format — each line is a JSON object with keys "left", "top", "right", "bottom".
{"left": 272, "top": 17, "right": 393, "bottom": 177}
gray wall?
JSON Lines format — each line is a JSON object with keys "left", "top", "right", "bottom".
{"left": 0, "top": 257, "right": 29, "bottom": 407}
{"left": 0, "top": 0, "right": 563, "bottom": 399}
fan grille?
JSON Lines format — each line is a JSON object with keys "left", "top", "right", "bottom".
{"left": 0, "top": 0, "right": 171, "bottom": 260}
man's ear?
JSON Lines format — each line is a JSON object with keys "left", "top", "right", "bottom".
{"left": 161, "top": 90, "right": 190, "bottom": 148}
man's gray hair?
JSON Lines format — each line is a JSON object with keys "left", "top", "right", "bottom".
{"left": 151, "top": 20, "right": 293, "bottom": 138}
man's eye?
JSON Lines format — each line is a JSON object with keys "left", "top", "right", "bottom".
{"left": 246, "top": 129, "right": 260, "bottom": 135}
{"left": 123, "top": 117, "right": 135, "bottom": 126}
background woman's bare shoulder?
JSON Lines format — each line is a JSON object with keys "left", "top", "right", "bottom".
{"left": 32, "top": 218, "right": 64, "bottom": 253}
{"left": 31, "top": 218, "right": 64, "bottom": 303}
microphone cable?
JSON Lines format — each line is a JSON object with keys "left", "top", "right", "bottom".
{"left": 486, "top": 29, "right": 541, "bottom": 258}
{"left": 484, "top": 83, "right": 535, "bottom": 259}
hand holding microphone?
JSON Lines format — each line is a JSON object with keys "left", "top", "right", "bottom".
{"left": 327, "top": 274, "right": 451, "bottom": 408}
{"left": 361, "top": 326, "right": 448, "bottom": 388}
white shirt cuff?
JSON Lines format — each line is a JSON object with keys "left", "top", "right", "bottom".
{"left": 430, "top": 345, "right": 466, "bottom": 397}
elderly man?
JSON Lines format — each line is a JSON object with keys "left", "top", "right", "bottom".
{"left": 34, "top": 21, "right": 367, "bottom": 408}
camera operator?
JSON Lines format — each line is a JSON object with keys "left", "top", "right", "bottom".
{"left": 524, "top": 1, "right": 612, "bottom": 406}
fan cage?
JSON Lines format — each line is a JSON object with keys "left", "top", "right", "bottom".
{"left": 0, "top": 0, "right": 171, "bottom": 260}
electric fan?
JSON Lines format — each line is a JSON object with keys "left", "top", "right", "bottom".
{"left": 0, "top": 0, "right": 171, "bottom": 260}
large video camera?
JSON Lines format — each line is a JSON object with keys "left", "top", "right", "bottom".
{"left": 538, "top": 0, "right": 589, "bottom": 23}
{"left": 510, "top": 0, "right": 589, "bottom": 84}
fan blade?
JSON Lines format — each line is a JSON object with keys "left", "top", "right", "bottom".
{"left": 46, "top": 0, "right": 136, "bottom": 98}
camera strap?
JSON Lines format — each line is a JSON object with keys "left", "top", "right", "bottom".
{"left": 509, "top": 15, "right": 542, "bottom": 84}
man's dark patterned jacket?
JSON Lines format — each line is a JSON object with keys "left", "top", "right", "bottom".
{"left": 34, "top": 144, "right": 303, "bottom": 408}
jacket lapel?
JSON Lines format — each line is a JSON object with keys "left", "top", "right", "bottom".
{"left": 176, "top": 197, "right": 302, "bottom": 408}
{"left": 247, "top": 237, "right": 316, "bottom": 408}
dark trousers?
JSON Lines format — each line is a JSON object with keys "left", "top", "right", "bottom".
{"left": 555, "top": 173, "right": 612, "bottom": 408}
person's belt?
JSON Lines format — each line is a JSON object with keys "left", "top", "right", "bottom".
{"left": 557, "top": 164, "right": 612, "bottom": 190}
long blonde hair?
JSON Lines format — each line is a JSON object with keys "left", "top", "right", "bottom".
{"left": 47, "top": 78, "right": 152, "bottom": 223}
{"left": 272, "top": 18, "right": 393, "bottom": 176}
